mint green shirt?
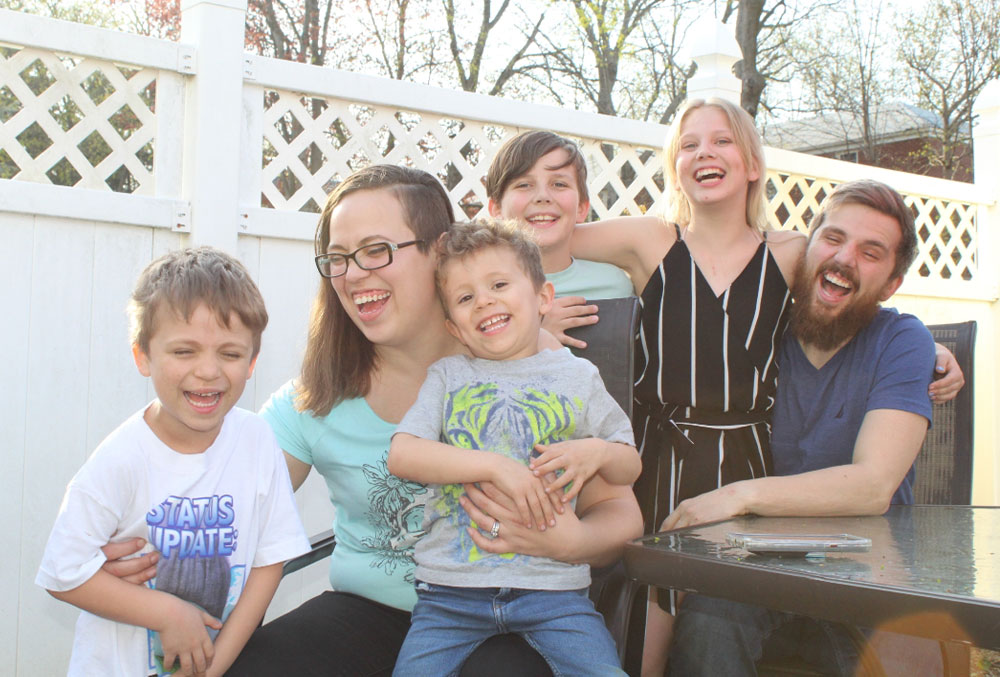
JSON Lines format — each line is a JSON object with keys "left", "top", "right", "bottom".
{"left": 546, "top": 258, "right": 634, "bottom": 299}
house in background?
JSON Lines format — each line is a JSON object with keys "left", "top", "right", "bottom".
{"left": 763, "top": 101, "right": 973, "bottom": 183}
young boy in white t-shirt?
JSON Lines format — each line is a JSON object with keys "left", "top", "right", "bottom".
{"left": 36, "top": 247, "right": 309, "bottom": 677}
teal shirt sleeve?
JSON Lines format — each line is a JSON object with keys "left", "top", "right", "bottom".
{"left": 259, "top": 380, "right": 314, "bottom": 466}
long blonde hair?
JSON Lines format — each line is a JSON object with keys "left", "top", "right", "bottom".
{"left": 296, "top": 165, "right": 455, "bottom": 416}
{"left": 663, "top": 98, "right": 769, "bottom": 232}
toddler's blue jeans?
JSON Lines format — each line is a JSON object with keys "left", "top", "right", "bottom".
{"left": 393, "top": 582, "right": 625, "bottom": 677}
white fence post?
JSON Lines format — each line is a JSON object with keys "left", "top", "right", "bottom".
{"left": 972, "top": 79, "right": 1000, "bottom": 504}
{"left": 179, "top": 0, "right": 248, "bottom": 250}
{"left": 684, "top": 17, "right": 742, "bottom": 105}
{"left": 973, "top": 79, "right": 1000, "bottom": 301}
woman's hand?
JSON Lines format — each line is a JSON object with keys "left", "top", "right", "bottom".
{"left": 100, "top": 538, "right": 158, "bottom": 584}
{"left": 460, "top": 482, "right": 580, "bottom": 560}
{"left": 486, "top": 458, "right": 563, "bottom": 530}
{"left": 462, "top": 475, "right": 642, "bottom": 567}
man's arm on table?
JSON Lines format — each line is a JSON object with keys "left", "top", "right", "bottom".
{"left": 662, "top": 408, "right": 929, "bottom": 530}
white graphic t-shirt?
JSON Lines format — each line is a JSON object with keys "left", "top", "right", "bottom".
{"left": 36, "top": 406, "right": 309, "bottom": 677}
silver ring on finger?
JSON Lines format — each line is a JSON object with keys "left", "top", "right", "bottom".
{"left": 490, "top": 519, "right": 500, "bottom": 539}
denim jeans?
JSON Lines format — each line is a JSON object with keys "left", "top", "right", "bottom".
{"left": 393, "top": 582, "right": 625, "bottom": 677}
{"left": 668, "top": 594, "right": 863, "bottom": 677}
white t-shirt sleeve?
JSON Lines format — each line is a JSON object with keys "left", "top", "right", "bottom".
{"left": 36, "top": 441, "right": 138, "bottom": 592}
{"left": 250, "top": 423, "right": 310, "bottom": 567}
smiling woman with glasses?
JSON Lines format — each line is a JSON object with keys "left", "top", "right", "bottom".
{"left": 196, "top": 163, "right": 641, "bottom": 677}
{"left": 314, "top": 240, "right": 425, "bottom": 278}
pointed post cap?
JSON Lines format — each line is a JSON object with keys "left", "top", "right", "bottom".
{"left": 684, "top": 17, "right": 743, "bottom": 104}
{"left": 972, "top": 79, "right": 1000, "bottom": 138}
{"left": 687, "top": 16, "right": 743, "bottom": 62}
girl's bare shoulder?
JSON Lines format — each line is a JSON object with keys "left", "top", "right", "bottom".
{"left": 766, "top": 228, "right": 806, "bottom": 245}
{"left": 765, "top": 229, "right": 806, "bottom": 286}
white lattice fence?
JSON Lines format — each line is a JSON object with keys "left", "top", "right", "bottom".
{"left": 0, "top": 43, "right": 157, "bottom": 194}
{"left": 258, "top": 90, "right": 505, "bottom": 217}
{"left": 257, "top": 87, "right": 667, "bottom": 222}
{"left": 909, "top": 197, "right": 978, "bottom": 281}
{"left": 252, "top": 88, "right": 984, "bottom": 287}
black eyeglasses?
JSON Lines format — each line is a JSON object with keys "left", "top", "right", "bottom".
{"left": 314, "top": 240, "right": 424, "bottom": 278}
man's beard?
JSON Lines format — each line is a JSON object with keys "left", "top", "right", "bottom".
{"left": 789, "top": 258, "right": 882, "bottom": 352}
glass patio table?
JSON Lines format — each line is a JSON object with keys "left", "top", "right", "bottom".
{"left": 624, "top": 506, "right": 1000, "bottom": 653}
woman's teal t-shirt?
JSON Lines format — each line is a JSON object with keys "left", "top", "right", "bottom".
{"left": 260, "top": 381, "right": 428, "bottom": 611}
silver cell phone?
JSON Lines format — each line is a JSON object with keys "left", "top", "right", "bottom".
{"left": 726, "top": 532, "right": 872, "bottom": 554}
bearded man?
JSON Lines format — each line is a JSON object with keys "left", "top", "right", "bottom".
{"left": 663, "top": 180, "right": 939, "bottom": 676}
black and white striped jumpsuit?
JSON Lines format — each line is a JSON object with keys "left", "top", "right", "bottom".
{"left": 633, "top": 224, "right": 792, "bottom": 545}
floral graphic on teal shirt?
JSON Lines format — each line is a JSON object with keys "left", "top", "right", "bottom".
{"left": 362, "top": 457, "right": 427, "bottom": 581}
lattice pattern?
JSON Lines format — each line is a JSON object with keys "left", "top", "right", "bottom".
{"left": 0, "top": 39, "right": 980, "bottom": 285}
{"left": 766, "top": 172, "right": 836, "bottom": 233}
{"left": 260, "top": 90, "right": 980, "bottom": 283}
{"left": 0, "top": 44, "right": 156, "bottom": 193}
{"left": 910, "top": 197, "right": 977, "bottom": 281}
{"left": 259, "top": 89, "right": 665, "bottom": 221}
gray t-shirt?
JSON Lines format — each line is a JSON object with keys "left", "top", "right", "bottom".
{"left": 396, "top": 348, "right": 634, "bottom": 590}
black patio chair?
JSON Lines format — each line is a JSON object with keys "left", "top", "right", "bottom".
{"left": 565, "top": 296, "right": 645, "bottom": 675}
{"left": 282, "top": 296, "right": 645, "bottom": 675}
{"left": 910, "top": 320, "right": 977, "bottom": 675}
{"left": 913, "top": 321, "right": 977, "bottom": 505}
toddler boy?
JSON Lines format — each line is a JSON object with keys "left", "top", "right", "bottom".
{"left": 486, "top": 130, "right": 634, "bottom": 347}
{"left": 37, "top": 247, "right": 309, "bottom": 677}
{"left": 387, "top": 220, "right": 639, "bottom": 675}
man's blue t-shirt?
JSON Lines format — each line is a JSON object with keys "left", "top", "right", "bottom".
{"left": 771, "top": 308, "right": 935, "bottom": 505}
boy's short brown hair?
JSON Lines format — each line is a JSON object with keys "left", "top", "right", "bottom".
{"left": 129, "top": 247, "right": 269, "bottom": 357}
{"left": 435, "top": 220, "right": 546, "bottom": 316}
{"left": 485, "top": 130, "right": 589, "bottom": 204}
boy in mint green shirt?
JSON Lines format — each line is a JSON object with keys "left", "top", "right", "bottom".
{"left": 486, "top": 131, "right": 634, "bottom": 348}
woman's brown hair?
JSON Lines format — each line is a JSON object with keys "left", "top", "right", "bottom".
{"left": 296, "top": 165, "right": 455, "bottom": 416}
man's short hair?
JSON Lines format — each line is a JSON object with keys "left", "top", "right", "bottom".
{"left": 435, "top": 219, "right": 546, "bottom": 315}
{"left": 129, "top": 246, "right": 269, "bottom": 357}
{"left": 809, "top": 179, "right": 918, "bottom": 279}
{"left": 485, "top": 130, "right": 589, "bottom": 204}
